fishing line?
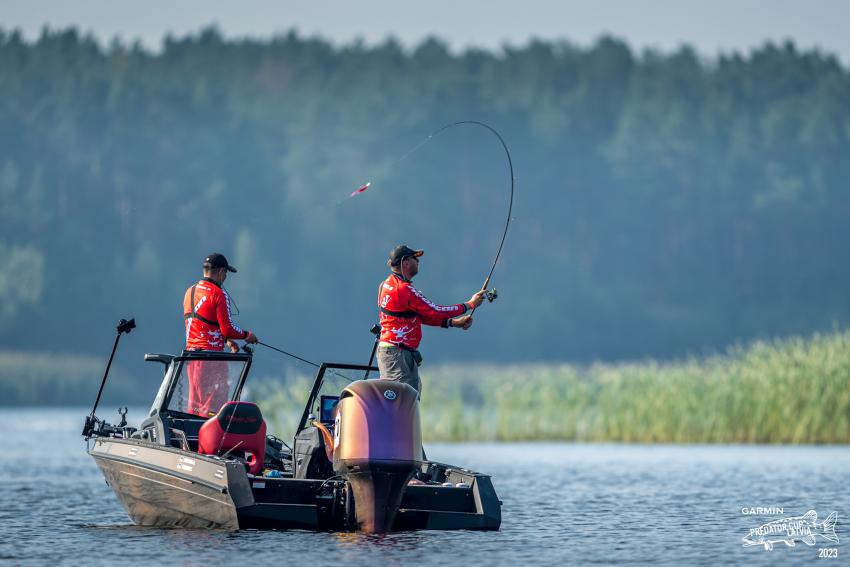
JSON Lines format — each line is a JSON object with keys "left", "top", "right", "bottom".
{"left": 347, "top": 120, "right": 516, "bottom": 302}
{"left": 223, "top": 286, "right": 240, "bottom": 316}
{"left": 258, "top": 341, "right": 322, "bottom": 368}
{"left": 257, "top": 341, "right": 353, "bottom": 382}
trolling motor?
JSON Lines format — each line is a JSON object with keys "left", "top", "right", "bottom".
{"left": 363, "top": 324, "right": 381, "bottom": 379}
{"left": 82, "top": 317, "right": 135, "bottom": 438}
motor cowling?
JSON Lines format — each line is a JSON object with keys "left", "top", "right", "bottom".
{"left": 333, "top": 379, "right": 422, "bottom": 532}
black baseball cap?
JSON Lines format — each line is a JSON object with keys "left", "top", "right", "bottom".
{"left": 203, "top": 252, "right": 237, "bottom": 273}
{"left": 388, "top": 245, "right": 424, "bottom": 267}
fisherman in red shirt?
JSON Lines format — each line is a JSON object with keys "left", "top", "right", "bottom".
{"left": 182, "top": 253, "right": 259, "bottom": 415}
{"left": 377, "top": 245, "right": 485, "bottom": 397}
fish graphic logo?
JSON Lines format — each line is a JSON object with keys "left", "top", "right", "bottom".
{"left": 391, "top": 324, "right": 415, "bottom": 341}
{"left": 742, "top": 510, "right": 839, "bottom": 551}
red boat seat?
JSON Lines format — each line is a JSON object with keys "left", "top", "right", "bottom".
{"left": 197, "top": 401, "right": 267, "bottom": 475}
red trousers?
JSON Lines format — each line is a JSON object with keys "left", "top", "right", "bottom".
{"left": 186, "top": 361, "right": 230, "bottom": 417}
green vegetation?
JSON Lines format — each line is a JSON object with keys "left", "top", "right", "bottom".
{"left": 256, "top": 331, "right": 850, "bottom": 443}
{"left": 420, "top": 332, "right": 850, "bottom": 443}
{"left": 1, "top": 28, "right": 849, "bottom": 363}
{"left": 3, "top": 332, "right": 847, "bottom": 443}
{"left": 0, "top": 350, "right": 143, "bottom": 406}
{"left": 254, "top": 373, "right": 314, "bottom": 439}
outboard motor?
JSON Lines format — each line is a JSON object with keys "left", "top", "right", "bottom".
{"left": 333, "top": 379, "right": 422, "bottom": 533}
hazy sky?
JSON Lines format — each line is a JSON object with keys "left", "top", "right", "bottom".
{"left": 4, "top": 0, "right": 849, "bottom": 64}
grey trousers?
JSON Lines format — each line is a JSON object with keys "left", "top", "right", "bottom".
{"left": 376, "top": 345, "right": 422, "bottom": 397}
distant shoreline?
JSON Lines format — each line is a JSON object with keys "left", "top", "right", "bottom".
{"left": 258, "top": 331, "right": 850, "bottom": 444}
{"left": 5, "top": 331, "right": 848, "bottom": 443}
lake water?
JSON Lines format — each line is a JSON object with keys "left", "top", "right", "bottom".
{"left": 0, "top": 408, "right": 846, "bottom": 565}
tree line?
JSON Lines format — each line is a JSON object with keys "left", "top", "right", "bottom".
{"left": 1, "top": 27, "right": 849, "bottom": 370}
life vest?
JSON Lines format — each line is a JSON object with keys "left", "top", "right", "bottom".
{"left": 183, "top": 277, "right": 248, "bottom": 351}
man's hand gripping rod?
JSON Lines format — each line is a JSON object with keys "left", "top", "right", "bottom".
{"left": 471, "top": 284, "right": 498, "bottom": 315}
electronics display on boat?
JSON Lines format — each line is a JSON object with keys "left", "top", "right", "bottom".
{"left": 320, "top": 395, "right": 339, "bottom": 423}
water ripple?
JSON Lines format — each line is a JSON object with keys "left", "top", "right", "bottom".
{"left": 0, "top": 409, "right": 846, "bottom": 565}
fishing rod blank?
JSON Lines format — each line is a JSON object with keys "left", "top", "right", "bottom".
{"left": 347, "top": 120, "right": 515, "bottom": 310}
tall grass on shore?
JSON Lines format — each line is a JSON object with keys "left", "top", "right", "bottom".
{"left": 0, "top": 350, "right": 135, "bottom": 406}
{"left": 419, "top": 332, "right": 850, "bottom": 443}
{"left": 254, "top": 374, "right": 314, "bottom": 439}
{"left": 5, "top": 331, "right": 846, "bottom": 443}
{"left": 259, "top": 332, "right": 849, "bottom": 443}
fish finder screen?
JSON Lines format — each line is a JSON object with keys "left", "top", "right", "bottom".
{"left": 320, "top": 395, "right": 339, "bottom": 423}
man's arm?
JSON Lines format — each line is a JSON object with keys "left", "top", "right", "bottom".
{"left": 407, "top": 286, "right": 485, "bottom": 327}
{"left": 215, "top": 291, "right": 249, "bottom": 340}
{"left": 440, "top": 291, "right": 485, "bottom": 329}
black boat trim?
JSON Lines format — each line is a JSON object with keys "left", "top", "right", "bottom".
{"left": 239, "top": 502, "right": 316, "bottom": 508}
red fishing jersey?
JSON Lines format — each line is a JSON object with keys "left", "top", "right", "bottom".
{"left": 183, "top": 278, "right": 248, "bottom": 351}
{"left": 378, "top": 272, "right": 470, "bottom": 350}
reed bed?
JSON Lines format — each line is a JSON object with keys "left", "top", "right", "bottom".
{"left": 419, "top": 332, "right": 850, "bottom": 443}
{"left": 254, "top": 374, "right": 314, "bottom": 439}
{"left": 259, "top": 331, "right": 850, "bottom": 443}
{"left": 0, "top": 350, "right": 135, "bottom": 405}
{"left": 9, "top": 330, "right": 841, "bottom": 443}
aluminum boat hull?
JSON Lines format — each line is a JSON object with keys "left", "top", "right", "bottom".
{"left": 90, "top": 437, "right": 500, "bottom": 531}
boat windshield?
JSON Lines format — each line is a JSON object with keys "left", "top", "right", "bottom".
{"left": 298, "top": 364, "right": 377, "bottom": 430}
{"left": 166, "top": 358, "right": 248, "bottom": 418}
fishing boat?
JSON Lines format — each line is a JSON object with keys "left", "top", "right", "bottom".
{"left": 82, "top": 321, "right": 501, "bottom": 532}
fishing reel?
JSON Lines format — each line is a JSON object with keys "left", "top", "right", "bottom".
{"left": 484, "top": 289, "right": 498, "bottom": 303}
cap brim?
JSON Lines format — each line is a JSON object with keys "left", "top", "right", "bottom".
{"left": 412, "top": 250, "right": 424, "bottom": 257}
{"left": 227, "top": 266, "right": 237, "bottom": 273}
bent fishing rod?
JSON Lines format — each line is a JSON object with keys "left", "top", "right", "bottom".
{"left": 255, "top": 122, "right": 515, "bottom": 366}
{"left": 350, "top": 120, "right": 515, "bottom": 312}
{"left": 433, "top": 122, "right": 514, "bottom": 302}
